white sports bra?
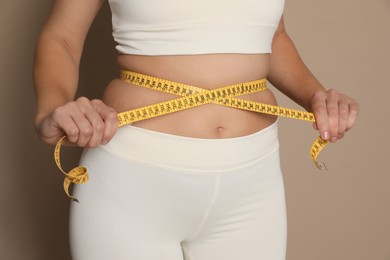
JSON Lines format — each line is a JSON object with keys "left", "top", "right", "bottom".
{"left": 108, "top": 0, "right": 285, "bottom": 55}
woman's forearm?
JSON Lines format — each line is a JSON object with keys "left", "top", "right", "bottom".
{"left": 33, "top": 33, "right": 81, "bottom": 128}
{"left": 33, "top": 0, "right": 105, "bottom": 128}
{"left": 267, "top": 24, "right": 326, "bottom": 112}
{"left": 267, "top": 18, "right": 359, "bottom": 142}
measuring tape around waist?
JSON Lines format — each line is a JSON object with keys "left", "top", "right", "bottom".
{"left": 55, "top": 70, "right": 328, "bottom": 201}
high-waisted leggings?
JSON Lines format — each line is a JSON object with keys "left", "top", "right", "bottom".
{"left": 69, "top": 121, "right": 287, "bottom": 260}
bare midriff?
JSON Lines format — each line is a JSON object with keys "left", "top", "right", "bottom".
{"left": 102, "top": 54, "right": 278, "bottom": 138}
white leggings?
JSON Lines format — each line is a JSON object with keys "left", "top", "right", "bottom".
{"left": 69, "top": 121, "right": 287, "bottom": 260}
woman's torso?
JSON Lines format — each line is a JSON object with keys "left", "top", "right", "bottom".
{"left": 102, "top": 54, "right": 278, "bottom": 138}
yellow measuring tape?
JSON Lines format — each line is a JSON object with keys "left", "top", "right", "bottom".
{"left": 55, "top": 70, "right": 328, "bottom": 201}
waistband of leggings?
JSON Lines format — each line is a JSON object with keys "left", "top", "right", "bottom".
{"left": 100, "top": 120, "right": 279, "bottom": 171}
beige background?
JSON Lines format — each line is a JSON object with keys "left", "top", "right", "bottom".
{"left": 1, "top": 0, "right": 389, "bottom": 259}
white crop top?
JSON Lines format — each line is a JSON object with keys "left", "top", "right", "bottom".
{"left": 108, "top": 0, "right": 285, "bottom": 55}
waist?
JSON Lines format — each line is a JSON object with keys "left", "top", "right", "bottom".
{"left": 103, "top": 54, "right": 277, "bottom": 138}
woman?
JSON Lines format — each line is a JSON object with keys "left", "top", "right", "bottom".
{"left": 33, "top": 0, "right": 359, "bottom": 259}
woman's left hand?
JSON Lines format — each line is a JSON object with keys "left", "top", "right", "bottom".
{"left": 311, "top": 89, "right": 360, "bottom": 143}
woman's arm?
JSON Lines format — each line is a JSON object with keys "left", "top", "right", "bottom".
{"left": 267, "top": 16, "right": 359, "bottom": 143}
{"left": 33, "top": 0, "right": 117, "bottom": 147}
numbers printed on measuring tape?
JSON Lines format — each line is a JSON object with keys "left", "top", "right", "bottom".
{"left": 54, "top": 136, "right": 88, "bottom": 202}
{"left": 54, "top": 70, "right": 328, "bottom": 201}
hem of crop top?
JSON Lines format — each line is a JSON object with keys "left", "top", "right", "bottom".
{"left": 112, "top": 22, "right": 277, "bottom": 55}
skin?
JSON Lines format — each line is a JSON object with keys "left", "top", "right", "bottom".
{"left": 33, "top": 0, "right": 359, "bottom": 148}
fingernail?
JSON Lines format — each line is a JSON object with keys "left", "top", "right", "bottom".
{"left": 322, "top": 131, "right": 330, "bottom": 140}
{"left": 330, "top": 137, "right": 337, "bottom": 143}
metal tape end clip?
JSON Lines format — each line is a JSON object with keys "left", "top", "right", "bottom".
{"left": 315, "top": 161, "right": 328, "bottom": 171}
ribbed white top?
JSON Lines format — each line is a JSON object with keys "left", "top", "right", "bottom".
{"left": 108, "top": 0, "right": 285, "bottom": 55}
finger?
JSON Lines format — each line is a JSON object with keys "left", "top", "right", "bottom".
{"left": 326, "top": 89, "right": 340, "bottom": 143}
{"left": 337, "top": 99, "right": 349, "bottom": 140}
{"left": 313, "top": 122, "right": 318, "bottom": 130}
{"left": 70, "top": 114, "right": 93, "bottom": 147}
{"left": 76, "top": 98, "right": 105, "bottom": 148}
{"left": 69, "top": 98, "right": 95, "bottom": 147}
{"left": 102, "top": 111, "right": 118, "bottom": 144}
{"left": 312, "top": 91, "right": 330, "bottom": 140}
{"left": 84, "top": 111, "right": 105, "bottom": 148}
{"left": 51, "top": 106, "right": 80, "bottom": 144}
{"left": 346, "top": 101, "right": 360, "bottom": 131}
{"left": 92, "top": 100, "right": 118, "bottom": 144}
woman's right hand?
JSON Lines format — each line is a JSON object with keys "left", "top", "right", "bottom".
{"left": 35, "top": 97, "right": 118, "bottom": 148}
